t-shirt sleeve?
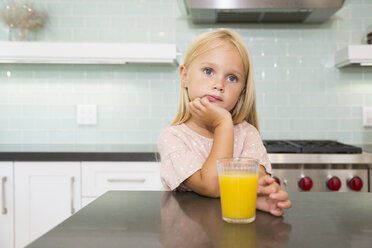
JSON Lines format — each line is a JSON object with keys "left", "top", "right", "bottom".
{"left": 241, "top": 123, "right": 272, "bottom": 174}
{"left": 157, "top": 129, "right": 204, "bottom": 190}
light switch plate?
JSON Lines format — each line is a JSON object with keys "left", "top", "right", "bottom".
{"left": 76, "top": 104, "right": 97, "bottom": 125}
{"left": 363, "top": 107, "right": 372, "bottom": 127}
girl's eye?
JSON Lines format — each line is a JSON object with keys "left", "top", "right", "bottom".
{"left": 228, "top": 75, "right": 238, "bottom": 82}
{"left": 203, "top": 68, "right": 213, "bottom": 75}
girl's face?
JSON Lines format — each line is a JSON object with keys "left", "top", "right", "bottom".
{"left": 180, "top": 42, "right": 246, "bottom": 112}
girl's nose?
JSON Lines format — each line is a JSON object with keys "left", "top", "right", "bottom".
{"left": 213, "top": 79, "right": 224, "bottom": 92}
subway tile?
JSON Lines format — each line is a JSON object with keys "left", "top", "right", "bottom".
{"left": 150, "top": 79, "right": 177, "bottom": 93}
{"left": 120, "top": 105, "right": 150, "bottom": 118}
{"left": 138, "top": 118, "right": 164, "bottom": 130}
{"left": 71, "top": 3, "right": 98, "bottom": 16}
{"left": 300, "top": 81, "right": 325, "bottom": 93}
{"left": 75, "top": 128, "right": 102, "bottom": 143}
{"left": 33, "top": 119, "right": 62, "bottom": 130}
{"left": 150, "top": 105, "right": 177, "bottom": 118}
{"left": 61, "top": 119, "right": 78, "bottom": 130}
{"left": 338, "top": 68, "right": 364, "bottom": 80}
{"left": 258, "top": 106, "right": 277, "bottom": 118}
{"left": 337, "top": 94, "right": 364, "bottom": 105}
{"left": 97, "top": 3, "right": 123, "bottom": 16}
{"left": 46, "top": 3, "right": 72, "bottom": 16}
{"left": 365, "top": 95, "right": 372, "bottom": 105}
{"left": 0, "top": 118, "right": 8, "bottom": 129}
{"left": 59, "top": 16, "right": 85, "bottom": 28}
{"left": 48, "top": 105, "right": 75, "bottom": 118}
{"left": 0, "top": 131, "right": 22, "bottom": 143}
{"left": 73, "top": 29, "right": 98, "bottom": 41}
{"left": 262, "top": 119, "right": 290, "bottom": 131}
{"left": 276, "top": 81, "right": 300, "bottom": 93}
{"left": 324, "top": 106, "right": 351, "bottom": 118}
{"left": 260, "top": 131, "right": 278, "bottom": 140}
{"left": 138, "top": 93, "right": 163, "bottom": 105}
{"left": 162, "top": 93, "right": 179, "bottom": 105}
{"left": 351, "top": 107, "right": 362, "bottom": 118}
{"left": 49, "top": 131, "right": 75, "bottom": 143}
{"left": 326, "top": 80, "right": 351, "bottom": 93}
{"left": 0, "top": 0, "right": 371, "bottom": 145}
{"left": 276, "top": 131, "right": 302, "bottom": 139}
{"left": 21, "top": 105, "right": 48, "bottom": 117}
{"left": 122, "top": 130, "right": 151, "bottom": 144}
{"left": 22, "top": 130, "right": 49, "bottom": 143}
{"left": 327, "top": 131, "right": 352, "bottom": 143}
{"left": 299, "top": 107, "right": 326, "bottom": 119}
{"left": 100, "top": 131, "right": 125, "bottom": 144}
{"left": 276, "top": 107, "right": 300, "bottom": 118}
{"left": 264, "top": 93, "right": 289, "bottom": 105}
{"left": 121, "top": 3, "right": 148, "bottom": 17}
{"left": 351, "top": 5, "right": 372, "bottom": 18}
{"left": 339, "top": 119, "right": 364, "bottom": 131}
{"left": 290, "top": 119, "right": 338, "bottom": 131}
{"left": 301, "top": 131, "right": 328, "bottom": 140}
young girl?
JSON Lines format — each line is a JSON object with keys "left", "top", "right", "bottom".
{"left": 158, "top": 29, "right": 292, "bottom": 216}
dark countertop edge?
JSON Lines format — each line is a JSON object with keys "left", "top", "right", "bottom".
{"left": 0, "top": 152, "right": 159, "bottom": 162}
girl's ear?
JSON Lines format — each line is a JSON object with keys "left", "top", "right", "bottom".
{"left": 179, "top": 65, "right": 187, "bottom": 88}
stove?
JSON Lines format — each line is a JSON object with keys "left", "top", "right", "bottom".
{"left": 263, "top": 140, "right": 371, "bottom": 193}
{"left": 263, "top": 140, "right": 362, "bottom": 154}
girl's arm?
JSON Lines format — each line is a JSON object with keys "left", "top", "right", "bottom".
{"left": 183, "top": 97, "right": 234, "bottom": 198}
{"left": 184, "top": 119, "right": 234, "bottom": 198}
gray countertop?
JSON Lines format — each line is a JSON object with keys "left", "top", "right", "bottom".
{"left": 27, "top": 191, "right": 372, "bottom": 248}
{"left": 1, "top": 144, "right": 372, "bottom": 163}
{"left": 0, "top": 144, "right": 159, "bottom": 161}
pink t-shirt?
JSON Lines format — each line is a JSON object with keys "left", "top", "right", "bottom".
{"left": 157, "top": 121, "right": 272, "bottom": 191}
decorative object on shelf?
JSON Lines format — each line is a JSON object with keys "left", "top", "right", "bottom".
{"left": 0, "top": 1, "right": 48, "bottom": 41}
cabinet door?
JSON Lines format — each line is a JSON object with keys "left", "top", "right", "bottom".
{"left": 14, "top": 162, "right": 81, "bottom": 248}
{"left": 82, "top": 162, "right": 162, "bottom": 198}
{"left": 0, "top": 162, "right": 14, "bottom": 248}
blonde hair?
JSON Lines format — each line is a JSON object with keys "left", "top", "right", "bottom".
{"left": 171, "top": 29, "right": 259, "bottom": 131}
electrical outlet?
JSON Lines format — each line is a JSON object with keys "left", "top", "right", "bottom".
{"left": 363, "top": 107, "right": 372, "bottom": 127}
{"left": 76, "top": 104, "right": 97, "bottom": 125}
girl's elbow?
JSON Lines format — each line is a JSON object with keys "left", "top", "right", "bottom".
{"left": 204, "top": 183, "right": 220, "bottom": 198}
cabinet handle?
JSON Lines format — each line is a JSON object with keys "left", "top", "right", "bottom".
{"left": 70, "top": 177, "right": 75, "bottom": 214}
{"left": 107, "top": 178, "right": 146, "bottom": 183}
{"left": 2, "top": 177, "right": 7, "bottom": 215}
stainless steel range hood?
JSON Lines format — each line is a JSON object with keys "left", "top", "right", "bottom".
{"left": 183, "top": 0, "right": 345, "bottom": 24}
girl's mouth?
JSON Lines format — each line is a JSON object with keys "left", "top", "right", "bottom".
{"left": 206, "top": 95, "right": 222, "bottom": 102}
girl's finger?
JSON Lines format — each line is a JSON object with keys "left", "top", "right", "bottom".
{"left": 258, "top": 183, "right": 279, "bottom": 195}
{"left": 277, "top": 200, "right": 292, "bottom": 209}
{"left": 200, "top": 96, "right": 210, "bottom": 106}
{"left": 258, "top": 175, "right": 274, "bottom": 186}
{"left": 270, "top": 208, "right": 283, "bottom": 216}
{"left": 270, "top": 190, "right": 288, "bottom": 201}
{"left": 193, "top": 98, "right": 207, "bottom": 112}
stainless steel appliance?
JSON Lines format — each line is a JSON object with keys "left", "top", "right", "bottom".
{"left": 182, "top": 0, "right": 345, "bottom": 24}
{"left": 265, "top": 140, "right": 372, "bottom": 192}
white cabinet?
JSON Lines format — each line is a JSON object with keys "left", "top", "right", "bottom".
{"left": 14, "top": 162, "right": 81, "bottom": 248}
{"left": 82, "top": 162, "right": 162, "bottom": 200}
{"left": 0, "top": 162, "right": 14, "bottom": 248}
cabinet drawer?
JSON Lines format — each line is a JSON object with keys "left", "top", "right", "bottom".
{"left": 82, "top": 162, "right": 162, "bottom": 197}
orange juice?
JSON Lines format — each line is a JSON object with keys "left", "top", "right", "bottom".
{"left": 219, "top": 172, "right": 258, "bottom": 222}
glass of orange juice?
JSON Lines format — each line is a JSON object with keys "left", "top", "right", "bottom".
{"left": 217, "top": 157, "right": 259, "bottom": 224}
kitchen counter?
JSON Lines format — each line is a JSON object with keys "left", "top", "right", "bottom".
{"left": 0, "top": 144, "right": 158, "bottom": 161}
{"left": 26, "top": 191, "right": 372, "bottom": 248}
{"left": 1, "top": 144, "right": 372, "bottom": 163}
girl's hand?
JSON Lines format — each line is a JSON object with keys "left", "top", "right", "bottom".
{"left": 256, "top": 175, "right": 292, "bottom": 216}
{"left": 188, "top": 96, "right": 232, "bottom": 128}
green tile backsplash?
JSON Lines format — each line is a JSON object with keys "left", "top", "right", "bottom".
{"left": 0, "top": 0, "right": 372, "bottom": 146}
